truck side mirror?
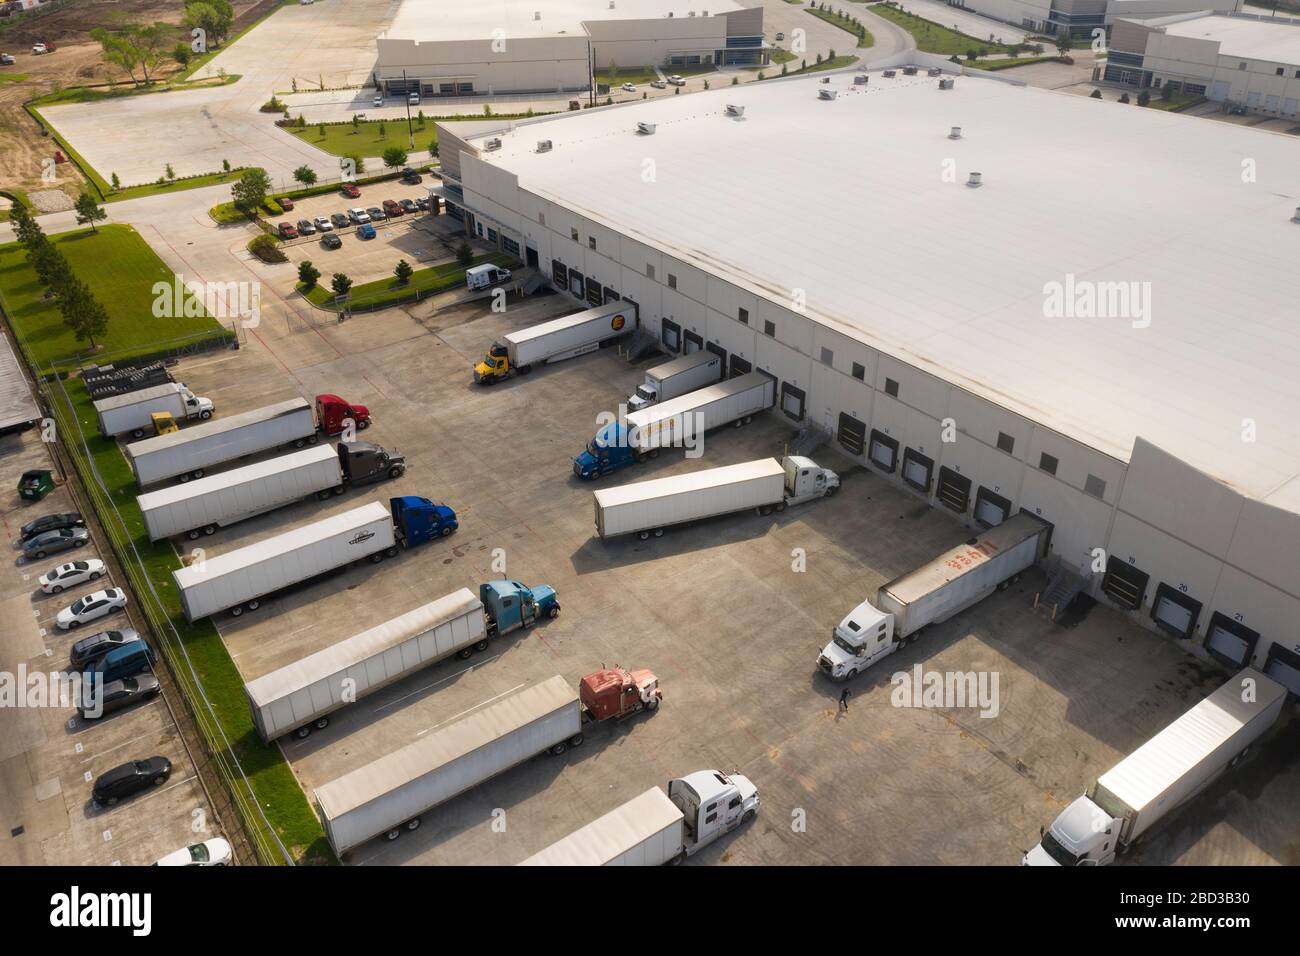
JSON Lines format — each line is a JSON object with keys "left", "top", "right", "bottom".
{"left": 1039, "top": 826, "right": 1045, "bottom": 838}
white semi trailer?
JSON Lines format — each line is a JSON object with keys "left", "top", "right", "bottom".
{"left": 244, "top": 588, "right": 486, "bottom": 743}
{"left": 817, "top": 512, "right": 1051, "bottom": 680}
{"left": 126, "top": 397, "right": 316, "bottom": 486}
{"left": 626, "top": 351, "right": 723, "bottom": 412}
{"left": 474, "top": 302, "right": 635, "bottom": 384}
{"left": 314, "top": 675, "right": 585, "bottom": 857}
{"left": 519, "top": 772, "right": 760, "bottom": 866}
{"left": 1023, "top": 669, "right": 1286, "bottom": 866}
{"left": 593, "top": 455, "right": 839, "bottom": 540}
{"left": 94, "top": 382, "right": 214, "bottom": 438}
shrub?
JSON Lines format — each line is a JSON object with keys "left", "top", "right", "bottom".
{"left": 455, "top": 241, "right": 473, "bottom": 267}
{"left": 298, "top": 260, "right": 321, "bottom": 290}
{"left": 1136, "top": 90, "right": 1150, "bottom": 107}
{"left": 1118, "top": 92, "right": 1130, "bottom": 104}
{"left": 248, "top": 234, "right": 287, "bottom": 263}
{"left": 1090, "top": 88, "right": 1102, "bottom": 99}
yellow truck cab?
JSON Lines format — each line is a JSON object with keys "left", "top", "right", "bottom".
{"left": 473, "top": 345, "right": 511, "bottom": 385}
{"left": 151, "top": 412, "right": 179, "bottom": 435}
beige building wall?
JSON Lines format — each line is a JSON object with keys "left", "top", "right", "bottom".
{"left": 376, "top": 36, "right": 592, "bottom": 94}
{"left": 586, "top": 15, "right": 728, "bottom": 69}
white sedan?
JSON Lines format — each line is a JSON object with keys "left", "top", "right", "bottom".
{"left": 314, "top": 216, "right": 333, "bottom": 231}
{"left": 39, "top": 559, "right": 106, "bottom": 594}
{"left": 56, "top": 588, "right": 127, "bottom": 630}
{"left": 154, "top": 837, "right": 233, "bottom": 866}
{"left": 621, "top": 82, "right": 636, "bottom": 92}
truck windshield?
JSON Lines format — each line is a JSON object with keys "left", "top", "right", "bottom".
{"left": 1040, "top": 830, "right": 1080, "bottom": 866}
{"left": 586, "top": 440, "right": 606, "bottom": 458}
{"left": 832, "top": 635, "right": 860, "bottom": 655}
{"left": 635, "top": 386, "right": 654, "bottom": 401}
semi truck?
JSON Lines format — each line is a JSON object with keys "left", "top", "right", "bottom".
{"left": 593, "top": 455, "right": 839, "bottom": 541}
{"left": 473, "top": 302, "right": 634, "bottom": 384}
{"left": 573, "top": 372, "right": 776, "bottom": 480}
{"left": 519, "top": 771, "right": 759, "bottom": 866}
{"left": 94, "top": 382, "right": 214, "bottom": 439}
{"left": 817, "top": 512, "right": 1051, "bottom": 681}
{"left": 1024, "top": 669, "right": 1286, "bottom": 866}
{"left": 244, "top": 588, "right": 487, "bottom": 742}
{"left": 626, "top": 351, "right": 723, "bottom": 412}
{"left": 137, "top": 442, "right": 406, "bottom": 541}
{"left": 126, "top": 395, "right": 370, "bottom": 486}
{"left": 172, "top": 497, "right": 456, "bottom": 621}
{"left": 314, "top": 675, "right": 586, "bottom": 856}
{"left": 480, "top": 580, "right": 561, "bottom": 636}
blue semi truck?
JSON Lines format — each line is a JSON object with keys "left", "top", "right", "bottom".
{"left": 480, "top": 580, "right": 560, "bottom": 637}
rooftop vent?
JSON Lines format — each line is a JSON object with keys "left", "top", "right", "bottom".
{"left": 854, "top": 74, "right": 868, "bottom": 85}
{"left": 1292, "top": 206, "right": 1300, "bottom": 223}
{"left": 818, "top": 88, "right": 837, "bottom": 100}
{"left": 536, "top": 139, "right": 552, "bottom": 152}
{"left": 688, "top": 9, "right": 695, "bottom": 14}
{"left": 636, "top": 121, "right": 656, "bottom": 135}
{"left": 939, "top": 77, "right": 955, "bottom": 90}
{"left": 967, "top": 171, "right": 982, "bottom": 188}
{"left": 883, "top": 69, "right": 897, "bottom": 78}
{"left": 928, "top": 67, "right": 942, "bottom": 77}
{"left": 725, "top": 103, "right": 744, "bottom": 117}
{"left": 534, "top": 10, "right": 540, "bottom": 19}
{"left": 903, "top": 65, "right": 918, "bottom": 76}
{"left": 949, "top": 126, "right": 962, "bottom": 139}
{"left": 609, "top": 0, "right": 615, "bottom": 6}
{"left": 820, "top": 76, "right": 830, "bottom": 83}
{"left": 483, "top": 137, "right": 502, "bottom": 151}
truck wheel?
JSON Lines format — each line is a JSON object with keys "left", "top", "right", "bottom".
{"left": 318, "top": 489, "right": 333, "bottom": 500}
{"left": 248, "top": 600, "right": 260, "bottom": 611}
{"left": 334, "top": 486, "right": 346, "bottom": 496}
{"left": 385, "top": 827, "right": 402, "bottom": 841}
{"left": 441, "top": 526, "right": 453, "bottom": 537}
{"left": 569, "top": 734, "right": 584, "bottom": 747}
{"left": 652, "top": 528, "right": 664, "bottom": 538}
{"left": 519, "top": 365, "right": 532, "bottom": 375}
{"left": 548, "top": 604, "right": 560, "bottom": 619}
{"left": 388, "top": 466, "right": 404, "bottom": 479}
{"left": 775, "top": 501, "right": 786, "bottom": 513}
{"left": 178, "top": 473, "right": 190, "bottom": 483}
{"left": 550, "top": 741, "right": 567, "bottom": 756}
{"left": 308, "top": 435, "right": 319, "bottom": 445}
{"left": 457, "top": 647, "right": 473, "bottom": 659}
{"left": 744, "top": 416, "right": 753, "bottom": 424}
{"left": 370, "top": 553, "right": 384, "bottom": 563}
{"left": 358, "top": 420, "right": 370, "bottom": 430}
{"left": 204, "top": 525, "right": 216, "bottom": 536}
{"left": 200, "top": 410, "right": 213, "bottom": 420}
{"left": 132, "top": 429, "right": 145, "bottom": 439}
{"left": 635, "top": 451, "right": 648, "bottom": 464}
{"left": 474, "top": 639, "right": 489, "bottom": 653}
{"left": 733, "top": 419, "right": 743, "bottom": 428}
{"left": 825, "top": 486, "right": 838, "bottom": 497}
{"left": 386, "top": 546, "right": 400, "bottom": 558}
{"left": 295, "top": 725, "right": 311, "bottom": 739}
{"left": 649, "top": 449, "right": 659, "bottom": 459}
{"left": 638, "top": 530, "right": 650, "bottom": 541}
{"left": 646, "top": 697, "right": 659, "bottom": 711}
{"left": 294, "top": 439, "right": 306, "bottom": 448}
{"left": 230, "top": 605, "right": 243, "bottom": 617}
{"left": 760, "top": 505, "right": 772, "bottom": 516}
{"left": 314, "top": 717, "right": 330, "bottom": 730}
{"left": 405, "top": 817, "right": 420, "bottom": 832}
{"left": 192, "top": 470, "right": 204, "bottom": 480}
{"left": 188, "top": 529, "right": 202, "bottom": 540}
{"left": 742, "top": 808, "right": 757, "bottom": 823}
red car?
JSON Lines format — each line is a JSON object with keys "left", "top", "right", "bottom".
{"left": 278, "top": 196, "right": 295, "bottom": 211}
{"left": 277, "top": 222, "right": 298, "bottom": 239}
{"left": 382, "top": 199, "right": 404, "bottom": 217}
{"left": 341, "top": 183, "right": 360, "bottom": 199}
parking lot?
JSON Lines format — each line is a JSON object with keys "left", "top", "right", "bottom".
{"left": 147, "top": 286, "right": 1299, "bottom": 866}
{"left": 0, "top": 428, "right": 221, "bottom": 865}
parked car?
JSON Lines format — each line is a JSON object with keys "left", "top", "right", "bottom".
{"left": 650, "top": 79, "right": 667, "bottom": 89}
{"left": 299, "top": 0, "right": 314, "bottom": 5}
{"left": 80, "top": 675, "right": 160, "bottom": 720}
{"left": 296, "top": 218, "right": 316, "bottom": 235}
{"left": 321, "top": 233, "right": 342, "bottom": 250}
{"left": 347, "top": 207, "right": 370, "bottom": 224}
{"left": 382, "top": 199, "right": 403, "bottom": 217}
{"left": 668, "top": 75, "right": 686, "bottom": 86}
{"left": 56, "top": 588, "right": 127, "bottom": 630}
{"left": 408, "top": 92, "right": 420, "bottom": 106}
{"left": 313, "top": 216, "right": 333, "bottom": 231}
{"left": 366, "top": 206, "right": 386, "bottom": 221}
{"left": 88, "top": 640, "right": 155, "bottom": 683}
{"left": 399, "top": 198, "right": 419, "bottom": 214}
{"left": 341, "top": 183, "right": 361, "bottom": 199}
{"left": 278, "top": 196, "right": 295, "bottom": 211}
{"left": 154, "top": 837, "right": 232, "bottom": 866}
{"left": 69, "top": 627, "right": 142, "bottom": 668}
{"left": 22, "top": 527, "right": 89, "bottom": 559}
{"left": 373, "top": 93, "right": 383, "bottom": 108}
{"left": 330, "top": 212, "right": 349, "bottom": 229}
{"left": 0, "top": 54, "right": 15, "bottom": 66}
{"left": 400, "top": 168, "right": 422, "bottom": 184}
{"left": 357, "top": 223, "right": 376, "bottom": 240}
{"left": 39, "top": 559, "right": 106, "bottom": 594}
{"left": 92, "top": 756, "right": 171, "bottom": 807}
{"left": 621, "top": 82, "right": 636, "bottom": 92}
{"left": 277, "top": 222, "right": 298, "bottom": 239}
{"left": 416, "top": 196, "right": 431, "bottom": 211}
{"left": 775, "top": 31, "right": 785, "bottom": 41}
{"left": 21, "top": 512, "right": 85, "bottom": 541}
{"left": 32, "top": 43, "right": 53, "bottom": 55}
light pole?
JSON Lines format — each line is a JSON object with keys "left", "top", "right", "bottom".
{"left": 403, "top": 69, "right": 415, "bottom": 150}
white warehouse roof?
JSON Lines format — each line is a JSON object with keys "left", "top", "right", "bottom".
{"left": 462, "top": 71, "right": 1300, "bottom": 506}
{"left": 1155, "top": 12, "right": 1300, "bottom": 62}
{"left": 385, "top": 0, "right": 743, "bottom": 41}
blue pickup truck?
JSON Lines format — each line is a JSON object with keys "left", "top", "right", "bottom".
{"left": 479, "top": 580, "right": 559, "bottom": 637}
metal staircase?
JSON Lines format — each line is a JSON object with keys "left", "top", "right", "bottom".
{"left": 788, "top": 421, "right": 831, "bottom": 458}
{"left": 624, "top": 328, "right": 661, "bottom": 364}
{"left": 1035, "top": 564, "right": 1089, "bottom": 623}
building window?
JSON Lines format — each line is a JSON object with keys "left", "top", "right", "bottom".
{"left": 851, "top": 362, "right": 865, "bottom": 382}
{"left": 1277, "top": 67, "right": 1285, "bottom": 76}
{"left": 1084, "top": 474, "right": 1106, "bottom": 500}
{"left": 820, "top": 347, "right": 833, "bottom": 366}
{"left": 996, "top": 432, "right": 1015, "bottom": 455}
{"left": 537, "top": 212, "right": 545, "bottom": 226}
{"left": 487, "top": 228, "right": 498, "bottom": 243}
{"left": 1238, "top": 62, "right": 1246, "bottom": 70}
{"left": 502, "top": 237, "right": 520, "bottom": 257}
{"left": 884, "top": 378, "right": 899, "bottom": 398}
{"left": 457, "top": 82, "right": 473, "bottom": 93}
{"left": 588, "top": 236, "right": 596, "bottom": 250}
{"left": 667, "top": 274, "right": 677, "bottom": 289}
{"left": 763, "top": 320, "right": 775, "bottom": 338}
{"left": 646, "top": 264, "right": 655, "bottom": 280}
{"left": 439, "top": 83, "right": 455, "bottom": 94}
{"left": 1038, "top": 452, "right": 1058, "bottom": 476}
{"left": 571, "top": 228, "right": 579, "bottom": 242}
{"left": 738, "top": 307, "right": 748, "bottom": 325}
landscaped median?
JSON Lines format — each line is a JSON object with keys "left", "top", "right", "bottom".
{"left": 298, "top": 252, "right": 513, "bottom": 312}
{"left": 867, "top": 3, "right": 1024, "bottom": 56}
{"left": 805, "top": 4, "right": 875, "bottom": 47}
{"left": 288, "top": 113, "right": 548, "bottom": 159}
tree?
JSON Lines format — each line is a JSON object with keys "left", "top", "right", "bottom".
{"left": 298, "top": 260, "right": 321, "bottom": 290}
{"left": 1055, "top": 30, "right": 1071, "bottom": 57}
{"left": 231, "top": 167, "right": 272, "bottom": 215}
{"left": 381, "top": 145, "right": 408, "bottom": 170}
{"left": 394, "top": 259, "right": 413, "bottom": 285}
{"left": 222, "top": 158, "right": 231, "bottom": 172}
{"left": 164, "top": 163, "right": 175, "bottom": 181}
{"left": 173, "top": 42, "right": 192, "bottom": 66}
{"left": 1118, "top": 92, "right": 1131, "bottom": 104}
{"left": 428, "top": 140, "right": 439, "bottom": 158}
{"left": 131, "top": 22, "right": 173, "bottom": 83}
{"left": 184, "top": 0, "right": 234, "bottom": 49}
{"left": 455, "top": 241, "right": 473, "bottom": 268}
{"left": 330, "top": 273, "right": 353, "bottom": 300}
{"left": 1137, "top": 90, "right": 1150, "bottom": 107}
{"left": 111, "top": 172, "right": 121, "bottom": 190}
{"left": 90, "top": 28, "right": 141, "bottom": 85}
{"left": 60, "top": 278, "right": 110, "bottom": 350}
{"left": 293, "top": 165, "right": 318, "bottom": 187}
{"left": 30, "top": 241, "right": 71, "bottom": 295}
{"left": 74, "top": 193, "right": 107, "bottom": 234}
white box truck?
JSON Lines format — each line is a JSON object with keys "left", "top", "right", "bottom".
{"left": 314, "top": 675, "right": 584, "bottom": 857}
{"left": 1024, "top": 669, "right": 1286, "bottom": 866}
{"left": 94, "top": 382, "right": 214, "bottom": 438}
{"left": 817, "top": 512, "right": 1051, "bottom": 680}
{"left": 126, "top": 398, "right": 316, "bottom": 486}
{"left": 626, "top": 351, "right": 723, "bottom": 412}
{"left": 245, "top": 588, "right": 486, "bottom": 743}
{"left": 519, "top": 772, "right": 760, "bottom": 866}
{"left": 593, "top": 455, "right": 839, "bottom": 540}
{"left": 473, "top": 302, "right": 635, "bottom": 384}
{"left": 574, "top": 372, "right": 777, "bottom": 480}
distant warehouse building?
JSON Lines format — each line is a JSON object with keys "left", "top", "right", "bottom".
{"left": 436, "top": 68, "right": 1300, "bottom": 692}
{"left": 1106, "top": 10, "right": 1300, "bottom": 116}
{"left": 941, "top": 0, "right": 1241, "bottom": 36}
{"left": 374, "top": 0, "right": 767, "bottom": 98}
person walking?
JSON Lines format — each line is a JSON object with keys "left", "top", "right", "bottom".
{"left": 838, "top": 688, "right": 851, "bottom": 712}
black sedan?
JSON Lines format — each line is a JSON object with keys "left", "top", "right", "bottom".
{"left": 92, "top": 755, "right": 172, "bottom": 805}
{"left": 330, "top": 212, "right": 349, "bottom": 229}
{"left": 321, "top": 233, "right": 342, "bottom": 250}
{"left": 81, "top": 675, "right": 161, "bottom": 720}
{"left": 399, "top": 198, "right": 419, "bottom": 214}
{"left": 20, "top": 512, "right": 84, "bottom": 542}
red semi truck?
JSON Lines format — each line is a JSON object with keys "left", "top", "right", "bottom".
{"left": 315, "top": 393, "right": 371, "bottom": 436}
{"left": 579, "top": 666, "right": 662, "bottom": 721}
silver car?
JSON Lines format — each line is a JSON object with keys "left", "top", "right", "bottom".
{"left": 22, "top": 527, "right": 90, "bottom": 559}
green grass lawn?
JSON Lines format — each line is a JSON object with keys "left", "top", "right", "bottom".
{"left": 0, "top": 73, "right": 28, "bottom": 83}
{"left": 769, "top": 54, "right": 861, "bottom": 76}
{"left": 970, "top": 55, "right": 1061, "bottom": 70}
{"left": 770, "top": 48, "right": 798, "bottom": 64}
{"left": 806, "top": 7, "right": 875, "bottom": 47}
{"left": 595, "top": 64, "right": 716, "bottom": 86}
{"left": 0, "top": 224, "right": 232, "bottom": 369}
{"left": 1147, "top": 93, "right": 1207, "bottom": 112}
{"left": 290, "top": 113, "right": 541, "bottom": 159}
{"left": 869, "top": 4, "right": 1020, "bottom": 56}
{"left": 300, "top": 252, "right": 511, "bottom": 311}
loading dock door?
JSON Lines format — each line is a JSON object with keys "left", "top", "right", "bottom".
{"left": 780, "top": 383, "right": 805, "bottom": 421}
{"left": 974, "top": 487, "right": 1011, "bottom": 528}
{"left": 902, "top": 448, "right": 933, "bottom": 493}
{"left": 1264, "top": 645, "right": 1300, "bottom": 697}
{"left": 868, "top": 430, "right": 898, "bottom": 473}
{"left": 936, "top": 467, "right": 971, "bottom": 514}
{"left": 706, "top": 342, "right": 727, "bottom": 368}
{"left": 1101, "top": 557, "right": 1148, "bottom": 611}
{"left": 1204, "top": 617, "right": 1253, "bottom": 667}
{"left": 684, "top": 330, "right": 703, "bottom": 353}
{"left": 1150, "top": 583, "right": 1200, "bottom": 638}
{"left": 661, "top": 318, "right": 681, "bottom": 353}
{"left": 1211, "top": 80, "right": 1230, "bottom": 101}
{"left": 838, "top": 413, "right": 866, "bottom": 456}
{"left": 729, "top": 355, "right": 752, "bottom": 377}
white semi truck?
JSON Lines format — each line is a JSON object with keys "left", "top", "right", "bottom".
{"left": 126, "top": 397, "right": 317, "bottom": 486}
{"left": 626, "top": 351, "right": 723, "bottom": 412}
{"left": 314, "top": 675, "right": 585, "bottom": 857}
{"left": 1023, "top": 668, "right": 1286, "bottom": 866}
{"left": 94, "top": 382, "right": 214, "bottom": 438}
{"left": 818, "top": 512, "right": 1051, "bottom": 680}
{"left": 574, "top": 372, "right": 777, "bottom": 480}
{"left": 244, "top": 588, "right": 486, "bottom": 743}
{"left": 473, "top": 302, "right": 635, "bottom": 384}
{"left": 519, "top": 772, "right": 760, "bottom": 866}
{"left": 593, "top": 455, "right": 839, "bottom": 540}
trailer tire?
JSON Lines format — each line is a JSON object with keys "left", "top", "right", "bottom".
{"left": 294, "top": 725, "right": 311, "bottom": 739}
{"left": 318, "top": 489, "right": 332, "bottom": 500}
{"left": 178, "top": 473, "right": 190, "bottom": 483}
{"left": 188, "top": 529, "right": 201, "bottom": 540}
{"left": 733, "top": 419, "right": 743, "bottom": 428}
{"left": 204, "top": 525, "right": 216, "bottom": 536}
{"left": 386, "top": 546, "right": 400, "bottom": 558}
{"left": 652, "top": 528, "right": 664, "bottom": 538}
{"left": 550, "top": 741, "right": 567, "bottom": 756}
{"left": 405, "top": 817, "right": 420, "bottom": 832}
{"left": 1229, "top": 746, "right": 1250, "bottom": 768}
{"left": 132, "top": 428, "right": 145, "bottom": 439}
{"left": 230, "top": 605, "right": 243, "bottom": 617}
{"left": 638, "top": 530, "right": 650, "bottom": 541}
{"left": 389, "top": 465, "right": 405, "bottom": 479}
{"left": 314, "top": 717, "right": 330, "bottom": 730}
{"left": 457, "top": 647, "right": 473, "bottom": 659}
{"left": 248, "top": 600, "right": 260, "bottom": 611}
{"left": 369, "top": 553, "right": 383, "bottom": 563}
{"left": 385, "top": 827, "right": 402, "bottom": 841}
{"left": 760, "top": 505, "right": 772, "bottom": 516}
{"left": 192, "top": 470, "right": 204, "bottom": 480}
{"left": 649, "top": 449, "right": 659, "bottom": 459}
{"left": 308, "top": 435, "right": 319, "bottom": 445}
{"left": 519, "top": 365, "right": 532, "bottom": 375}
{"left": 334, "top": 485, "right": 346, "bottom": 495}
{"left": 294, "top": 438, "right": 306, "bottom": 448}
{"left": 474, "top": 639, "right": 489, "bottom": 653}
{"left": 569, "top": 734, "right": 584, "bottom": 747}
{"left": 775, "top": 501, "right": 786, "bottom": 513}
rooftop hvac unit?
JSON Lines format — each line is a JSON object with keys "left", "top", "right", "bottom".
{"left": 967, "top": 171, "right": 983, "bottom": 188}
{"left": 818, "top": 88, "right": 837, "bottom": 100}
{"left": 534, "top": 10, "right": 540, "bottom": 19}
{"left": 536, "top": 139, "right": 552, "bottom": 152}
{"left": 725, "top": 103, "right": 744, "bottom": 117}
{"left": 883, "top": 69, "right": 897, "bottom": 78}
{"left": 688, "top": 9, "right": 695, "bottom": 14}
{"left": 1292, "top": 206, "right": 1300, "bottom": 223}
{"left": 854, "top": 74, "right": 868, "bottom": 85}
{"left": 636, "top": 121, "right": 656, "bottom": 134}
{"left": 609, "top": 0, "right": 615, "bottom": 6}
{"left": 903, "top": 65, "right": 918, "bottom": 76}
{"left": 948, "top": 126, "right": 962, "bottom": 139}
{"left": 483, "top": 137, "right": 502, "bottom": 151}
{"left": 939, "top": 78, "right": 955, "bottom": 90}
{"left": 820, "top": 76, "right": 830, "bottom": 83}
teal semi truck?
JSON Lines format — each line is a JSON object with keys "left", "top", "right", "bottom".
{"left": 480, "top": 580, "right": 560, "bottom": 637}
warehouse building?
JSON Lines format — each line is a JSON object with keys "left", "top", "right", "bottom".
{"left": 435, "top": 67, "right": 1300, "bottom": 693}
{"left": 374, "top": 0, "right": 766, "bottom": 97}
{"left": 939, "top": 0, "right": 1240, "bottom": 36}
{"left": 1105, "top": 10, "right": 1300, "bottom": 115}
